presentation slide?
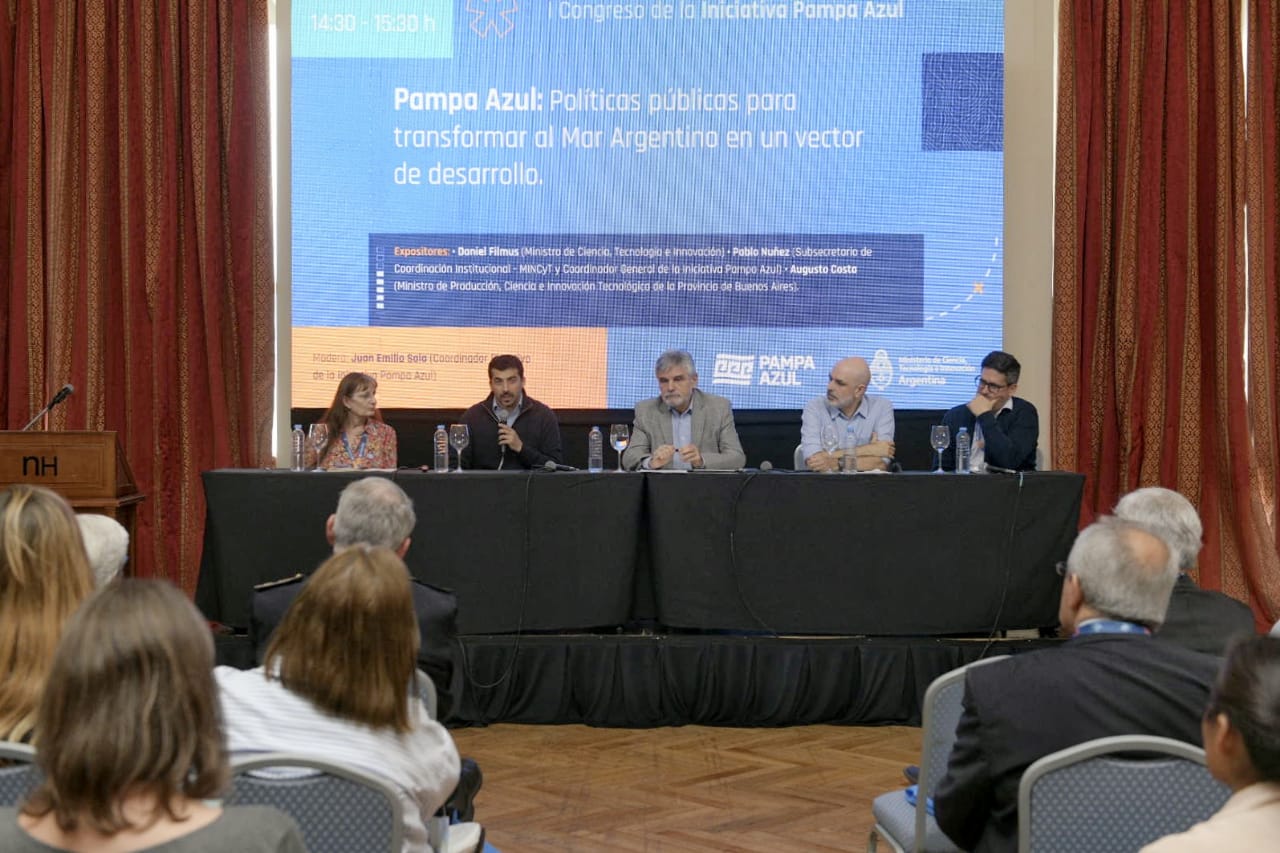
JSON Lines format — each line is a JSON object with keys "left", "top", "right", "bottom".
{"left": 289, "top": 0, "right": 1004, "bottom": 409}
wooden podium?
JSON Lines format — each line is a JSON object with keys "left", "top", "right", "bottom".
{"left": 0, "top": 431, "right": 145, "bottom": 568}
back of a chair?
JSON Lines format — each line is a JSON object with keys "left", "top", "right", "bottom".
{"left": 1017, "top": 735, "right": 1231, "bottom": 853}
{"left": 914, "top": 655, "right": 1009, "bottom": 843}
{"left": 228, "top": 753, "right": 404, "bottom": 853}
{"left": 415, "top": 669, "right": 439, "bottom": 721}
{"left": 793, "top": 443, "right": 805, "bottom": 470}
{"left": 0, "top": 743, "right": 39, "bottom": 808}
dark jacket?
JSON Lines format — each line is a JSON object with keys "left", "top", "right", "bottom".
{"left": 460, "top": 394, "right": 562, "bottom": 469}
{"left": 934, "top": 633, "right": 1221, "bottom": 853}
{"left": 249, "top": 574, "right": 463, "bottom": 721}
{"left": 1158, "top": 573, "right": 1256, "bottom": 656}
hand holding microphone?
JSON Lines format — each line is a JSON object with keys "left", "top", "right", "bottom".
{"left": 496, "top": 423, "right": 524, "bottom": 453}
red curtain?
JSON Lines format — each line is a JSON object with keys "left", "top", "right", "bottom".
{"left": 1054, "top": 0, "right": 1280, "bottom": 623}
{"left": 0, "top": 2, "right": 274, "bottom": 589}
{"left": 1245, "top": 0, "right": 1280, "bottom": 616}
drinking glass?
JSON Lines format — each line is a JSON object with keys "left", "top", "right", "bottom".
{"left": 820, "top": 423, "right": 840, "bottom": 473}
{"left": 307, "top": 423, "right": 328, "bottom": 470}
{"left": 609, "top": 424, "right": 630, "bottom": 472}
{"left": 449, "top": 424, "right": 470, "bottom": 472}
{"left": 930, "top": 425, "right": 950, "bottom": 473}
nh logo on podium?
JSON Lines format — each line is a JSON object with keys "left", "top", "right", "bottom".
{"left": 21, "top": 455, "right": 59, "bottom": 477}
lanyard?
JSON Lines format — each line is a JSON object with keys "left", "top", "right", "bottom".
{"left": 1074, "top": 620, "right": 1150, "bottom": 637}
{"left": 342, "top": 430, "right": 368, "bottom": 461}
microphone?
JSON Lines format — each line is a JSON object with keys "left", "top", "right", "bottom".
{"left": 21, "top": 383, "right": 75, "bottom": 431}
{"left": 50, "top": 383, "right": 74, "bottom": 406}
{"left": 541, "top": 460, "right": 578, "bottom": 472}
{"left": 985, "top": 464, "right": 1022, "bottom": 475}
{"left": 492, "top": 408, "right": 509, "bottom": 469}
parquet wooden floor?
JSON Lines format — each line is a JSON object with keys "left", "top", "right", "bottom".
{"left": 453, "top": 724, "right": 922, "bottom": 852}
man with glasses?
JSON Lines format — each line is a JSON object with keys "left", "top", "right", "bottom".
{"left": 934, "top": 517, "right": 1221, "bottom": 853}
{"left": 941, "top": 350, "right": 1039, "bottom": 471}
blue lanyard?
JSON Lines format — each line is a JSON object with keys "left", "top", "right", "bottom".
{"left": 1074, "top": 620, "right": 1150, "bottom": 637}
{"left": 342, "top": 430, "right": 368, "bottom": 461}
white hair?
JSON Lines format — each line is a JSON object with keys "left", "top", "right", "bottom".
{"left": 75, "top": 513, "right": 129, "bottom": 587}
{"left": 1114, "top": 487, "right": 1203, "bottom": 571}
{"left": 1067, "top": 516, "right": 1179, "bottom": 629}
{"left": 332, "top": 477, "right": 415, "bottom": 550}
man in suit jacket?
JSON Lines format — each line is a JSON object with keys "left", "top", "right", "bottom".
{"left": 622, "top": 349, "right": 746, "bottom": 470}
{"left": 1115, "top": 486, "right": 1256, "bottom": 655}
{"left": 941, "top": 350, "right": 1038, "bottom": 471}
{"left": 249, "top": 476, "right": 463, "bottom": 721}
{"left": 934, "top": 517, "right": 1222, "bottom": 853}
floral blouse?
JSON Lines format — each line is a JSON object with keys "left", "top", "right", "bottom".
{"left": 307, "top": 419, "right": 397, "bottom": 470}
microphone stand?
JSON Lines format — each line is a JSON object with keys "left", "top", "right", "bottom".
{"left": 21, "top": 386, "right": 73, "bottom": 431}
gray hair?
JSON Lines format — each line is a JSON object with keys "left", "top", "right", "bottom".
{"left": 332, "top": 477, "right": 416, "bottom": 550}
{"left": 75, "top": 513, "right": 129, "bottom": 587}
{"left": 655, "top": 349, "right": 696, "bottom": 377}
{"left": 1114, "top": 487, "right": 1203, "bottom": 572}
{"left": 1067, "top": 516, "right": 1179, "bottom": 629}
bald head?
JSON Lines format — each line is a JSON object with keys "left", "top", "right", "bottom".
{"left": 1064, "top": 517, "right": 1179, "bottom": 629}
{"left": 827, "top": 357, "right": 871, "bottom": 416}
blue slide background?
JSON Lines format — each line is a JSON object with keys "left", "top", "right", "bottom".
{"left": 290, "top": 0, "right": 1005, "bottom": 408}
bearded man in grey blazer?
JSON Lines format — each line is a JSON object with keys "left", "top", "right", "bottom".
{"left": 622, "top": 350, "right": 746, "bottom": 471}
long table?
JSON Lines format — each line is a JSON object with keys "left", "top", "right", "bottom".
{"left": 196, "top": 469, "right": 644, "bottom": 635}
{"left": 196, "top": 469, "right": 1083, "bottom": 636}
{"left": 647, "top": 470, "right": 1083, "bottom": 633}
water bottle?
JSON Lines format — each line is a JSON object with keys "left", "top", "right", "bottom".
{"left": 955, "top": 427, "right": 970, "bottom": 474}
{"left": 588, "top": 425, "right": 604, "bottom": 472}
{"left": 433, "top": 424, "right": 449, "bottom": 472}
{"left": 841, "top": 422, "right": 858, "bottom": 473}
{"left": 291, "top": 424, "right": 305, "bottom": 471}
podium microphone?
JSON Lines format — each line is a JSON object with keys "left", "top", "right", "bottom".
{"left": 21, "top": 383, "right": 74, "bottom": 431}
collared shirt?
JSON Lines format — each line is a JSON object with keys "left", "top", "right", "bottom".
{"left": 491, "top": 394, "right": 524, "bottom": 425}
{"left": 799, "top": 393, "right": 895, "bottom": 461}
{"left": 970, "top": 397, "right": 1013, "bottom": 471}
{"left": 669, "top": 400, "right": 695, "bottom": 470}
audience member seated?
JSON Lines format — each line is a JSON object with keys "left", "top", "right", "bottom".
{"left": 220, "top": 545, "right": 461, "bottom": 853}
{"left": 934, "top": 517, "right": 1222, "bottom": 853}
{"left": 0, "top": 579, "right": 305, "bottom": 852}
{"left": 0, "top": 485, "right": 94, "bottom": 743}
{"left": 249, "top": 476, "right": 461, "bottom": 721}
{"left": 74, "top": 512, "right": 129, "bottom": 587}
{"left": 1115, "top": 486, "right": 1255, "bottom": 655}
{"left": 307, "top": 371, "right": 397, "bottom": 469}
{"left": 1142, "top": 636, "right": 1280, "bottom": 851}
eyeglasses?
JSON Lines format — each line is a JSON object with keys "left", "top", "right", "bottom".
{"left": 975, "top": 376, "right": 1009, "bottom": 392}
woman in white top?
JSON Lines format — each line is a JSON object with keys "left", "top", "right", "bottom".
{"left": 0, "top": 579, "right": 304, "bottom": 853}
{"left": 217, "top": 545, "right": 460, "bottom": 853}
{"left": 1143, "top": 635, "right": 1280, "bottom": 852}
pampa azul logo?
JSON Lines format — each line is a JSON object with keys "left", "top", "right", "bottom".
{"left": 712, "top": 353, "right": 754, "bottom": 386}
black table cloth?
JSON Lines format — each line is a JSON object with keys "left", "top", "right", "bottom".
{"left": 196, "top": 469, "right": 1082, "bottom": 637}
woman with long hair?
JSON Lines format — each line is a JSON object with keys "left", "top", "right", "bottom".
{"left": 0, "top": 485, "right": 94, "bottom": 742}
{"left": 217, "top": 546, "right": 460, "bottom": 853}
{"left": 1144, "top": 636, "right": 1280, "bottom": 850}
{"left": 0, "top": 579, "right": 305, "bottom": 851}
{"left": 307, "top": 372, "right": 397, "bottom": 469}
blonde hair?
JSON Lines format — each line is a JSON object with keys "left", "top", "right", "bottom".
{"left": 21, "top": 579, "right": 227, "bottom": 834}
{"left": 265, "top": 546, "right": 419, "bottom": 732}
{"left": 0, "top": 485, "right": 95, "bottom": 741}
